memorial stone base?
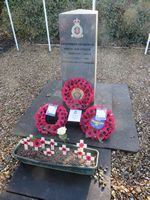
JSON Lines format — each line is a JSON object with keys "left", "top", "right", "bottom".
{"left": 1, "top": 80, "right": 139, "bottom": 200}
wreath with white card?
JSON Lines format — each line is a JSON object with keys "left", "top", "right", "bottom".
{"left": 35, "top": 103, "right": 68, "bottom": 135}
{"left": 61, "top": 77, "right": 94, "bottom": 110}
{"left": 80, "top": 105, "right": 115, "bottom": 141}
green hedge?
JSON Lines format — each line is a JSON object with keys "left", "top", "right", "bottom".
{"left": 0, "top": 0, "right": 150, "bottom": 46}
{"left": 98, "top": 0, "right": 150, "bottom": 46}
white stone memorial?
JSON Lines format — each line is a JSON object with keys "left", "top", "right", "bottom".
{"left": 59, "top": 9, "right": 98, "bottom": 91}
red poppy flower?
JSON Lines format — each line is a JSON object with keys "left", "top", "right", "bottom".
{"left": 78, "top": 151, "right": 83, "bottom": 156}
{"left": 80, "top": 105, "right": 115, "bottom": 141}
{"left": 50, "top": 141, "right": 55, "bottom": 146}
{"left": 86, "top": 155, "right": 91, "bottom": 161}
{"left": 61, "top": 77, "right": 94, "bottom": 110}
{"left": 41, "top": 140, "right": 45, "bottom": 145}
{"left": 33, "top": 139, "right": 42, "bottom": 147}
{"left": 35, "top": 102, "right": 68, "bottom": 136}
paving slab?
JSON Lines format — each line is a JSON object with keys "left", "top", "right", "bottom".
{"left": 7, "top": 149, "right": 111, "bottom": 200}
{"left": 111, "top": 84, "right": 139, "bottom": 152}
{"left": 13, "top": 80, "right": 139, "bottom": 152}
{"left": 0, "top": 192, "right": 38, "bottom": 200}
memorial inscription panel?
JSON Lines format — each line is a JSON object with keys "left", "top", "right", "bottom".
{"left": 59, "top": 9, "right": 98, "bottom": 90}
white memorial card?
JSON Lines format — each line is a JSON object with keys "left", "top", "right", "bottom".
{"left": 46, "top": 104, "right": 58, "bottom": 117}
{"left": 68, "top": 110, "right": 82, "bottom": 122}
{"left": 96, "top": 108, "right": 107, "bottom": 121}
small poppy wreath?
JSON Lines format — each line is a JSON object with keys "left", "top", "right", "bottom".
{"left": 35, "top": 103, "right": 68, "bottom": 136}
{"left": 61, "top": 77, "right": 94, "bottom": 110}
{"left": 80, "top": 105, "right": 115, "bottom": 141}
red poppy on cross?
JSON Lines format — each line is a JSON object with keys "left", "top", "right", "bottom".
{"left": 20, "top": 139, "right": 29, "bottom": 150}
{"left": 83, "top": 153, "right": 95, "bottom": 166}
{"left": 26, "top": 134, "right": 33, "bottom": 146}
{"left": 76, "top": 140, "right": 87, "bottom": 149}
{"left": 46, "top": 139, "right": 58, "bottom": 150}
{"left": 40, "top": 137, "right": 46, "bottom": 149}
{"left": 59, "top": 145, "right": 70, "bottom": 155}
{"left": 44, "top": 148, "right": 54, "bottom": 157}
{"left": 33, "top": 139, "right": 42, "bottom": 151}
{"left": 74, "top": 148, "right": 85, "bottom": 159}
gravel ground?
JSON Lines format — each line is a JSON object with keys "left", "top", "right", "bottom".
{"left": 0, "top": 43, "right": 150, "bottom": 199}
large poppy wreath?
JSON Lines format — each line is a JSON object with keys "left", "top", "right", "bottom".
{"left": 61, "top": 77, "right": 94, "bottom": 110}
{"left": 35, "top": 103, "right": 68, "bottom": 135}
{"left": 80, "top": 105, "right": 115, "bottom": 141}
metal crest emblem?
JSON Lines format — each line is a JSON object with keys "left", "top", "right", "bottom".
{"left": 71, "top": 88, "right": 84, "bottom": 100}
{"left": 71, "top": 18, "right": 83, "bottom": 38}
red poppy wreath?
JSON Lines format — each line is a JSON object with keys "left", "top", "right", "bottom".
{"left": 35, "top": 103, "right": 68, "bottom": 136}
{"left": 80, "top": 105, "right": 115, "bottom": 141}
{"left": 61, "top": 77, "right": 94, "bottom": 110}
